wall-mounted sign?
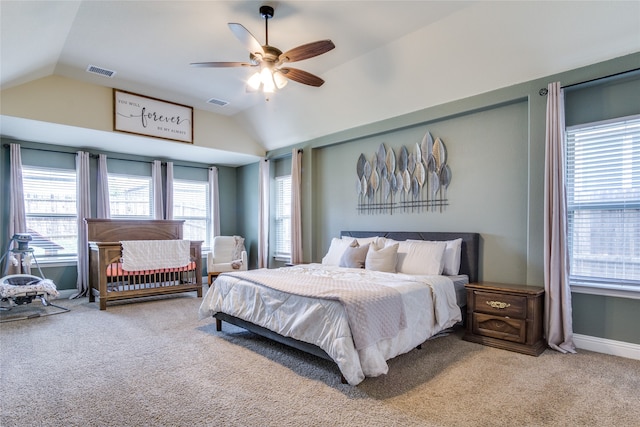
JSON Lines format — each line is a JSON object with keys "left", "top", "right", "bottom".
{"left": 113, "top": 89, "right": 193, "bottom": 143}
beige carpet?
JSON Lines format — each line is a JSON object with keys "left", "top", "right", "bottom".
{"left": 1, "top": 294, "right": 639, "bottom": 427}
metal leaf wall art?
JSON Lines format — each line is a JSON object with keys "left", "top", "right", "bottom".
{"left": 356, "top": 131, "right": 451, "bottom": 214}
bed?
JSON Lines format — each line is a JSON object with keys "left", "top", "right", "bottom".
{"left": 86, "top": 219, "right": 203, "bottom": 310}
{"left": 199, "top": 231, "right": 479, "bottom": 385}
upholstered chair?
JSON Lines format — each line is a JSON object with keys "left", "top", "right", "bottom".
{"left": 207, "top": 236, "right": 247, "bottom": 284}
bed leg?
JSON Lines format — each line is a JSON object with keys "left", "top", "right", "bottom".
{"left": 215, "top": 318, "right": 222, "bottom": 331}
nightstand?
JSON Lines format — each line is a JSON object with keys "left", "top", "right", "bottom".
{"left": 463, "top": 282, "right": 546, "bottom": 356}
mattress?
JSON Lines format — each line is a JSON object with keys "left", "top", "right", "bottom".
{"left": 199, "top": 264, "right": 462, "bottom": 385}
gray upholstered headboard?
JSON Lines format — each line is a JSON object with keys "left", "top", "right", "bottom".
{"left": 340, "top": 231, "right": 480, "bottom": 283}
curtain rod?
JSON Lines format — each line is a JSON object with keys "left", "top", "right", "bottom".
{"left": 3, "top": 144, "right": 210, "bottom": 170}
{"left": 539, "top": 67, "right": 640, "bottom": 96}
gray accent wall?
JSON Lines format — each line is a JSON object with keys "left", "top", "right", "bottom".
{"left": 251, "top": 52, "right": 640, "bottom": 345}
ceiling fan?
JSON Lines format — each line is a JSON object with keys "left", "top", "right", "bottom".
{"left": 190, "top": 5, "right": 335, "bottom": 92}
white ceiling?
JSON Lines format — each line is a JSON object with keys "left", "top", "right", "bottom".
{"left": 1, "top": 1, "right": 639, "bottom": 166}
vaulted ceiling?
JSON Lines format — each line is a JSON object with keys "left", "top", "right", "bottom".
{"left": 2, "top": 1, "right": 639, "bottom": 165}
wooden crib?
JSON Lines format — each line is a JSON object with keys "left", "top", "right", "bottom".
{"left": 86, "top": 219, "right": 203, "bottom": 310}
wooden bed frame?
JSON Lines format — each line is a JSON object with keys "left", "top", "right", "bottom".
{"left": 86, "top": 219, "right": 203, "bottom": 310}
{"left": 213, "top": 231, "right": 480, "bottom": 381}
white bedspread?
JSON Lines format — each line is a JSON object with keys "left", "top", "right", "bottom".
{"left": 121, "top": 240, "right": 190, "bottom": 271}
{"left": 198, "top": 264, "right": 462, "bottom": 385}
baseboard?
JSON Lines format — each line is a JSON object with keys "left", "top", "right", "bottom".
{"left": 573, "top": 333, "right": 640, "bottom": 360}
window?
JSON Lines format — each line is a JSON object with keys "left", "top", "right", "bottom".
{"left": 108, "top": 173, "right": 153, "bottom": 219}
{"left": 173, "top": 179, "right": 210, "bottom": 249}
{"left": 566, "top": 115, "right": 640, "bottom": 292}
{"left": 22, "top": 166, "right": 78, "bottom": 261}
{"left": 274, "top": 175, "right": 291, "bottom": 261}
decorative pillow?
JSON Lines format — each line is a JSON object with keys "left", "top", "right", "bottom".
{"left": 339, "top": 244, "right": 370, "bottom": 268}
{"left": 396, "top": 240, "right": 447, "bottom": 275}
{"left": 342, "top": 235, "right": 385, "bottom": 248}
{"left": 232, "top": 236, "right": 245, "bottom": 260}
{"left": 408, "top": 238, "right": 463, "bottom": 275}
{"left": 365, "top": 243, "right": 399, "bottom": 273}
{"left": 322, "top": 238, "right": 357, "bottom": 266}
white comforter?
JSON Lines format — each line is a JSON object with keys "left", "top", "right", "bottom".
{"left": 198, "top": 264, "right": 461, "bottom": 385}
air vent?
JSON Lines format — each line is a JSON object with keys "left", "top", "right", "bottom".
{"left": 207, "top": 97, "right": 229, "bottom": 107}
{"left": 86, "top": 65, "right": 116, "bottom": 78}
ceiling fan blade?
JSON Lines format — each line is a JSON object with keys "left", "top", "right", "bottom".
{"left": 190, "top": 61, "right": 255, "bottom": 68}
{"left": 228, "top": 23, "right": 264, "bottom": 56}
{"left": 279, "top": 40, "right": 335, "bottom": 63}
{"left": 280, "top": 67, "right": 325, "bottom": 87}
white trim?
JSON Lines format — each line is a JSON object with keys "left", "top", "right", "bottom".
{"left": 573, "top": 333, "right": 640, "bottom": 360}
{"left": 571, "top": 284, "right": 640, "bottom": 300}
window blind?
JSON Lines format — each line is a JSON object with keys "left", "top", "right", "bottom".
{"left": 108, "top": 173, "right": 153, "bottom": 218}
{"left": 173, "top": 179, "right": 210, "bottom": 249}
{"left": 22, "top": 166, "right": 78, "bottom": 259}
{"left": 566, "top": 115, "right": 640, "bottom": 289}
{"left": 274, "top": 175, "right": 291, "bottom": 259}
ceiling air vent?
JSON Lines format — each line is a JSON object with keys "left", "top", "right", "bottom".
{"left": 207, "top": 97, "right": 229, "bottom": 107}
{"left": 86, "top": 65, "right": 116, "bottom": 78}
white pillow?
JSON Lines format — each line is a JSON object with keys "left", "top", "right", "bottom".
{"left": 409, "top": 238, "right": 463, "bottom": 275}
{"left": 396, "top": 240, "right": 447, "bottom": 275}
{"left": 365, "top": 243, "right": 399, "bottom": 273}
{"left": 322, "top": 238, "right": 357, "bottom": 266}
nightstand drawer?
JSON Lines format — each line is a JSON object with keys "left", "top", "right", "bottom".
{"left": 472, "top": 291, "right": 527, "bottom": 318}
{"left": 472, "top": 312, "right": 526, "bottom": 343}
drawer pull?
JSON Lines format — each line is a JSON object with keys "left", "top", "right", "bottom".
{"left": 486, "top": 300, "right": 511, "bottom": 309}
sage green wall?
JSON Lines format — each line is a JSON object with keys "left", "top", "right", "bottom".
{"left": 0, "top": 138, "right": 240, "bottom": 290}
{"left": 258, "top": 52, "right": 640, "bottom": 346}
{"left": 236, "top": 162, "right": 259, "bottom": 269}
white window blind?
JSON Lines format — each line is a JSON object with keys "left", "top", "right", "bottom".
{"left": 173, "top": 179, "right": 210, "bottom": 249}
{"left": 274, "top": 175, "right": 291, "bottom": 260}
{"left": 566, "top": 114, "right": 640, "bottom": 290}
{"left": 22, "top": 166, "right": 78, "bottom": 260}
{"left": 108, "top": 173, "right": 153, "bottom": 219}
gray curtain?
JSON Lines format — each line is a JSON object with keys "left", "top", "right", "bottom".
{"left": 165, "top": 161, "right": 174, "bottom": 220}
{"left": 96, "top": 154, "right": 111, "bottom": 219}
{"left": 7, "top": 144, "right": 27, "bottom": 275}
{"left": 152, "top": 160, "right": 164, "bottom": 219}
{"left": 291, "top": 149, "right": 303, "bottom": 264}
{"left": 208, "top": 167, "right": 220, "bottom": 241}
{"left": 258, "top": 159, "right": 270, "bottom": 268}
{"left": 72, "top": 151, "right": 91, "bottom": 298}
{"left": 543, "top": 81, "right": 576, "bottom": 354}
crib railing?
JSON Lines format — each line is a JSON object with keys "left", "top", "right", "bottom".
{"left": 88, "top": 240, "right": 202, "bottom": 310}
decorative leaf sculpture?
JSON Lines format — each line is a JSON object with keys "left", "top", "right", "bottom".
{"left": 427, "top": 155, "right": 436, "bottom": 173}
{"left": 407, "top": 153, "right": 416, "bottom": 175}
{"left": 433, "top": 138, "right": 447, "bottom": 172}
{"left": 356, "top": 153, "right": 366, "bottom": 179}
{"left": 415, "top": 142, "right": 422, "bottom": 166}
{"left": 399, "top": 146, "right": 409, "bottom": 172}
{"left": 440, "top": 164, "right": 452, "bottom": 190}
{"left": 360, "top": 176, "right": 367, "bottom": 196}
{"left": 377, "top": 144, "right": 386, "bottom": 170}
{"left": 363, "top": 160, "right": 372, "bottom": 180}
{"left": 403, "top": 170, "right": 411, "bottom": 193}
{"left": 370, "top": 169, "right": 380, "bottom": 191}
{"left": 386, "top": 148, "right": 396, "bottom": 176}
{"left": 430, "top": 170, "right": 440, "bottom": 199}
{"left": 383, "top": 177, "right": 391, "bottom": 200}
{"left": 415, "top": 161, "right": 426, "bottom": 187}
{"left": 356, "top": 177, "right": 362, "bottom": 195}
{"left": 412, "top": 177, "right": 419, "bottom": 199}
{"left": 390, "top": 172, "right": 397, "bottom": 193}
{"left": 421, "top": 131, "right": 434, "bottom": 166}
{"left": 395, "top": 171, "right": 404, "bottom": 194}
{"left": 380, "top": 163, "right": 387, "bottom": 180}
{"left": 371, "top": 154, "right": 378, "bottom": 174}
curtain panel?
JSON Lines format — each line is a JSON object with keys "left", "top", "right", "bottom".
{"left": 7, "top": 144, "right": 27, "bottom": 275}
{"left": 291, "top": 149, "right": 303, "bottom": 264}
{"left": 258, "top": 159, "right": 270, "bottom": 268}
{"left": 543, "top": 82, "right": 576, "bottom": 354}
{"left": 73, "top": 151, "right": 91, "bottom": 298}
{"left": 96, "top": 154, "right": 110, "bottom": 219}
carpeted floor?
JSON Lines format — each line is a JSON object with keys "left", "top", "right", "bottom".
{"left": 1, "top": 293, "right": 639, "bottom": 427}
